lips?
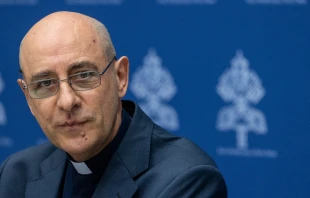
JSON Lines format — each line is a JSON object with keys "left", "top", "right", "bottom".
{"left": 56, "top": 119, "right": 90, "bottom": 130}
{"left": 55, "top": 115, "right": 95, "bottom": 128}
{"left": 61, "top": 121, "right": 86, "bottom": 127}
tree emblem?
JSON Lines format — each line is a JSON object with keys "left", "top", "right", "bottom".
{"left": 0, "top": 73, "right": 7, "bottom": 125}
{"left": 216, "top": 50, "right": 267, "bottom": 149}
{"left": 130, "top": 48, "right": 179, "bottom": 131}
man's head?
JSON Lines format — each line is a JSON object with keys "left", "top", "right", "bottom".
{"left": 18, "top": 11, "right": 129, "bottom": 162}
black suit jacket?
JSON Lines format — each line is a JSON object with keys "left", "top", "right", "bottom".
{"left": 0, "top": 100, "right": 227, "bottom": 198}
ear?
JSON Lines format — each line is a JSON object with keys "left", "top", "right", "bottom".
{"left": 17, "top": 79, "right": 34, "bottom": 116}
{"left": 114, "top": 56, "right": 129, "bottom": 98}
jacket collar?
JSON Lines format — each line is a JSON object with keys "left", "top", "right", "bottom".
{"left": 26, "top": 100, "right": 153, "bottom": 198}
{"left": 116, "top": 100, "right": 153, "bottom": 177}
{"left": 93, "top": 100, "right": 153, "bottom": 198}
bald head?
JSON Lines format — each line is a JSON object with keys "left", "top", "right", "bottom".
{"left": 19, "top": 11, "right": 116, "bottom": 74}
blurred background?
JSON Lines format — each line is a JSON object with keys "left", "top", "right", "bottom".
{"left": 0, "top": 0, "right": 309, "bottom": 197}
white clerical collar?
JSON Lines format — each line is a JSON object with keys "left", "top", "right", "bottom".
{"left": 70, "top": 161, "right": 93, "bottom": 175}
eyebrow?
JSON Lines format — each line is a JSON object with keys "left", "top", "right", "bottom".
{"left": 30, "top": 60, "right": 100, "bottom": 82}
{"left": 31, "top": 71, "right": 55, "bottom": 82}
{"left": 67, "top": 60, "right": 99, "bottom": 72}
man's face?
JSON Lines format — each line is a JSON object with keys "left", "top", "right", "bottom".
{"left": 18, "top": 14, "right": 128, "bottom": 161}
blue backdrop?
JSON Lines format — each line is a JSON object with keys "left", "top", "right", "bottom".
{"left": 0, "top": 1, "right": 309, "bottom": 197}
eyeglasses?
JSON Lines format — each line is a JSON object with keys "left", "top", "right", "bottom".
{"left": 23, "top": 56, "right": 116, "bottom": 99}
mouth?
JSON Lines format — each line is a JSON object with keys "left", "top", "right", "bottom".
{"left": 59, "top": 120, "right": 88, "bottom": 129}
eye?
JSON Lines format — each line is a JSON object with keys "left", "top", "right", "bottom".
{"left": 79, "top": 72, "right": 91, "bottom": 78}
{"left": 38, "top": 80, "right": 53, "bottom": 87}
{"left": 75, "top": 71, "right": 97, "bottom": 79}
{"left": 30, "top": 79, "right": 57, "bottom": 90}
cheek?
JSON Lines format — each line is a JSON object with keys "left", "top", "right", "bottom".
{"left": 31, "top": 102, "right": 54, "bottom": 129}
{"left": 91, "top": 87, "right": 119, "bottom": 129}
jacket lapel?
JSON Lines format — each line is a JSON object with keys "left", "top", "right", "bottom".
{"left": 93, "top": 101, "right": 154, "bottom": 198}
{"left": 92, "top": 153, "right": 138, "bottom": 198}
{"left": 25, "top": 148, "right": 67, "bottom": 198}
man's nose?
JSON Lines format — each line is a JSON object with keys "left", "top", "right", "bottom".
{"left": 56, "top": 81, "right": 81, "bottom": 112}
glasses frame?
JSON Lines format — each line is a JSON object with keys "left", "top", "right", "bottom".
{"left": 23, "top": 56, "right": 117, "bottom": 99}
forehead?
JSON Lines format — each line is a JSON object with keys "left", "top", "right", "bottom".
{"left": 20, "top": 19, "right": 104, "bottom": 80}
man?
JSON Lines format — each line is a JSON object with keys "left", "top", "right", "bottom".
{"left": 0, "top": 11, "right": 227, "bottom": 198}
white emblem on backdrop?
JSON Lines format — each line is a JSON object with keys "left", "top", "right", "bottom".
{"left": 0, "top": 74, "right": 7, "bottom": 126}
{"left": 157, "top": 0, "right": 217, "bottom": 5}
{"left": 245, "top": 0, "right": 307, "bottom": 5}
{"left": 65, "top": 0, "right": 122, "bottom": 5}
{"left": 130, "top": 48, "right": 179, "bottom": 131}
{"left": 0, "top": 73, "right": 13, "bottom": 148}
{"left": 0, "top": 0, "right": 39, "bottom": 5}
{"left": 216, "top": 50, "right": 277, "bottom": 158}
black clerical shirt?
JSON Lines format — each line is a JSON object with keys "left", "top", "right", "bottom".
{"left": 61, "top": 109, "right": 131, "bottom": 198}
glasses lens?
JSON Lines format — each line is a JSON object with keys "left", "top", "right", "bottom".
{"left": 70, "top": 71, "right": 100, "bottom": 90}
{"left": 26, "top": 70, "right": 103, "bottom": 99}
{"left": 29, "top": 79, "right": 58, "bottom": 99}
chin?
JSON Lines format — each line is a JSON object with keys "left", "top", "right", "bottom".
{"left": 60, "top": 139, "right": 95, "bottom": 160}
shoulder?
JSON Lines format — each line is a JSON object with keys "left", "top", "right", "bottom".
{"left": 0, "top": 142, "right": 58, "bottom": 180}
{"left": 136, "top": 124, "right": 227, "bottom": 197}
{"left": 4, "top": 142, "right": 57, "bottom": 165}
{"left": 150, "top": 124, "right": 217, "bottom": 168}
